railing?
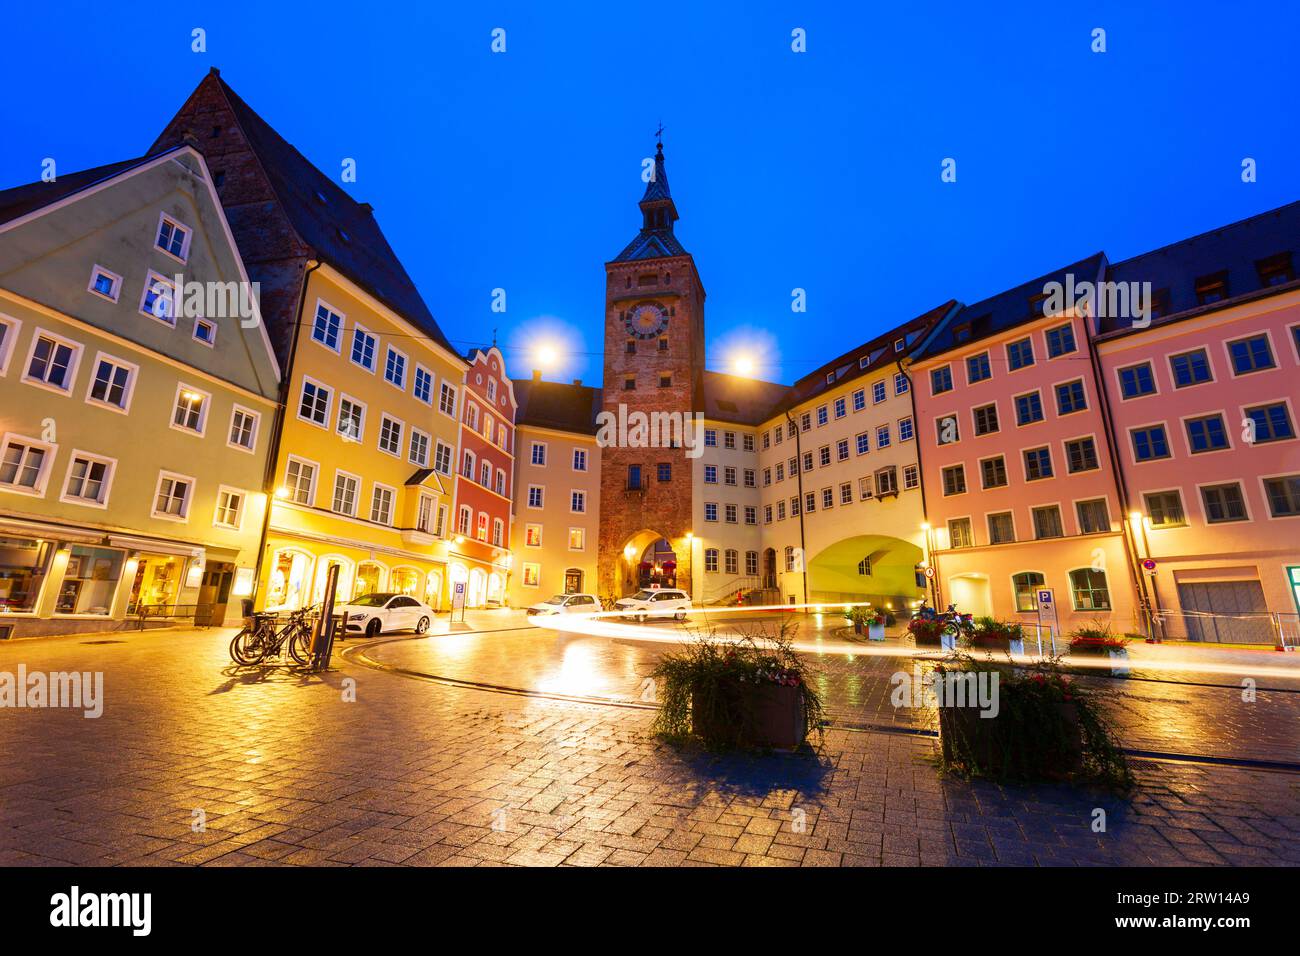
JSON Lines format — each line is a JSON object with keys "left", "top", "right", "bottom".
{"left": 134, "top": 603, "right": 218, "bottom": 629}
{"left": 702, "top": 575, "right": 760, "bottom": 606}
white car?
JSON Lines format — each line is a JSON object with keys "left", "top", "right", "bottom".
{"left": 614, "top": 588, "right": 693, "bottom": 622}
{"left": 526, "top": 593, "right": 603, "bottom": 618}
{"left": 338, "top": 592, "right": 434, "bottom": 637}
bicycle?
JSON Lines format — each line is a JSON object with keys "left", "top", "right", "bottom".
{"left": 229, "top": 607, "right": 316, "bottom": 665}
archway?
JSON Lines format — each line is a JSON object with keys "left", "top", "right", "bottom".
{"left": 805, "top": 534, "right": 925, "bottom": 610}
{"left": 468, "top": 567, "right": 487, "bottom": 607}
{"left": 613, "top": 529, "right": 679, "bottom": 597}
{"left": 312, "top": 555, "right": 353, "bottom": 606}
{"left": 266, "top": 548, "right": 313, "bottom": 611}
{"left": 948, "top": 573, "right": 993, "bottom": 617}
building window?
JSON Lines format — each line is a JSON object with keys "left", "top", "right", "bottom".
{"left": 947, "top": 518, "right": 973, "bottom": 549}
{"left": 476, "top": 512, "right": 489, "bottom": 542}
{"left": 331, "top": 473, "right": 359, "bottom": 516}
{"left": 840, "top": 482, "right": 853, "bottom": 505}
{"left": 571, "top": 490, "right": 586, "bottom": 513}
{"left": 1024, "top": 446, "right": 1053, "bottom": 480}
{"left": 836, "top": 439, "right": 850, "bottom": 462}
{"left": 704, "top": 429, "right": 717, "bottom": 447}
{"left": 1143, "top": 490, "right": 1185, "bottom": 527}
{"left": 894, "top": 372, "right": 909, "bottom": 395}
{"left": 745, "top": 551, "right": 759, "bottom": 575}
{"left": 725, "top": 465, "right": 738, "bottom": 485}
{"left": 62, "top": 453, "right": 113, "bottom": 506}
{"left": 284, "top": 458, "right": 315, "bottom": 505}
{"left": 350, "top": 326, "right": 376, "bottom": 370}
{"left": 229, "top": 407, "right": 259, "bottom": 451}
{"left": 724, "top": 549, "right": 738, "bottom": 574}
{"left": 743, "top": 468, "right": 756, "bottom": 488}
{"left": 383, "top": 347, "right": 407, "bottom": 389}
{"left": 87, "top": 265, "right": 122, "bottom": 302}
{"left": 311, "top": 302, "right": 342, "bottom": 351}
{"left": 1169, "top": 349, "right": 1213, "bottom": 388}
{"left": 875, "top": 466, "right": 898, "bottom": 497}
{"left": 705, "top": 549, "right": 719, "bottom": 573}
{"left": 659, "top": 374, "right": 672, "bottom": 388}
{"left": 704, "top": 502, "right": 718, "bottom": 522}
{"left": 87, "top": 355, "right": 134, "bottom": 411}
{"left": 764, "top": 505, "right": 773, "bottom": 524}
{"left": 966, "top": 352, "right": 991, "bottom": 383}
{"left": 784, "top": 546, "right": 795, "bottom": 571}
{"left": 981, "top": 456, "right": 1007, "bottom": 489}
{"left": 820, "top": 488, "right": 833, "bottom": 510}
{"left": 1077, "top": 498, "right": 1110, "bottom": 534}
{"left": 0, "top": 436, "right": 52, "bottom": 494}
{"left": 25, "top": 333, "right": 80, "bottom": 392}
{"left": 1006, "top": 338, "right": 1035, "bottom": 371}
{"left": 1244, "top": 403, "right": 1295, "bottom": 444}
{"left": 153, "top": 472, "right": 193, "bottom": 519}
{"left": 379, "top": 415, "right": 402, "bottom": 456}
{"left": 941, "top": 465, "right": 966, "bottom": 496}
{"left": 859, "top": 476, "right": 873, "bottom": 500}
{"left": 1069, "top": 568, "right": 1111, "bottom": 610}
{"left": 493, "top": 518, "right": 504, "bottom": 546}
{"left": 856, "top": 432, "right": 870, "bottom": 455}
{"left": 1014, "top": 391, "right": 1044, "bottom": 426}
{"left": 872, "top": 381, "right": 887, "bottom": 404}
{"left": 930, "top": 366, "right": 953, "bottom": 395}
{"left": 573, "top": 448, "right": 588, "bottom": 471}
{"left": 834, "top": 398, "right": 846, "bottom": 419}
{"left": 853, "top": 388, "right": 866, "bottom": 411}
{"left": 1201, "top": 483, "right": 1247, "bottom": 523}
{"left": 140, "top": 272, "right": 176, "bottom": 324}
{"left": 1055, "top": 380, "right": 1087, "bottom": 415}
{"left": 724, "top": 431, "right": 736, "bottom": 448}
{"left": 988, "top": 512, "right": 1015, "bottom": 544}
{"left": 903, "top": 465, "right": 919, "bottom": 489}
{"left": 703, "top": 465, "right": 717, "bottom": 484}
{"left": 193, "top": 317, "right": 217, "bottom": 346}
{"left": 1032, "top": 505, "right": 1064, "bottom": 539}
{"left": 1228, "top": 334, "right": 1276, "bottom": 376}
{"left": 299, "top": 379, "right": 330, "bottom": 426}
{"left": 1012, "top": 572, "right": 1045, "bottom": 612}
{"left": 568, "top": 528, "right": 584, "bottom": 551}
{"left": 413, "top": 366, "right": 433, "bottom": 404}
{"left": 1263, "top": 475, "right": 1300, "bottom": 517}
{"left": 525, "top": 524, "right": 542, "bottom": 547}
{"left": 876, "top": 424, "right": 891, "bottom": 448}
{"left": 898, "top": 417, "right": 914, "bottom": 442}
{"left": 817, "top": 446, "right": 830, "bottom": 468}
{"left": 1195, "top": 271, "right": 1229, "bottom": 304}
{"left": 935, "top": 416, "right": 959, "bottom": 445}
{"left": 657, "top": 462, "right": 671, "bottom": 482}
{"left": 973, "top": 404, "right": 999, "bottom": 436}
{"left": 1046, "top": 323, "right": 1076, "bottom": 357}
{"left": 531, "top": 442, "right": 547, "bottom": 466}
{"left": 1131, "top": 425, "right": 1170, "bottom": 462}
{"left": 1065, "top": 436, "right": 1099, "bottom": 473}
{"left": 1185, "top": 414, "right": 1229, "bottom": 453}
{"left": 522, "top": 564, "right": 540, "bottom": 588}
{"left": 439, "top": 382, "right": 458, "bottom": 417}
{"left": 156, "top": 214, "right": 191, "bottom": 260}
{"left": 433, "top": 442, "right": 453, "bottom": 476}
{"left": 171, "top": 386, "right": 208, "bottom": 434}
{"left": 409, "top": 430, "right": 430, "bottom": 466}
{"left": 1118, "top": 363, "right": 1156, "bottom": 399}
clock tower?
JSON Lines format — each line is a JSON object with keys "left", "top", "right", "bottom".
{"left": 598, "top": 141, "right": 707, "bottom": 598}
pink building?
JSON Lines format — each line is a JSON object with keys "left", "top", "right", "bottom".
{"left": 910, "top": 256, "right": 1139, "bottom": 640}
{"left": 1095, "top": 202, "right": 1300, "bottom": 641}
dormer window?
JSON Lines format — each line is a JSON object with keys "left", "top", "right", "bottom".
{"left": 87, "top": 265, "right": 122, "bottom": 303}
{"left": 952, "top": 324, "right": 971, "bottom": 343}
{"left": 894, "top": 338, "right": 905, "bottom": 352}
{"left": 1028, "top": 293, "right": 1049, "bottom": 318}
{"left": 1195, "top": 271, "right": 1229, "bottom": 305}
{"left": 193, "top": 317, "right": 217, "bottom": 346}
{"left": 1256, "top": 252, "right": 1295, "bottom": 288}
{"left": 1148, "top": 287, "right": 1171, "bottom": 319}
{"left": 155, "top": 214, "right": 191, "bottom": 261}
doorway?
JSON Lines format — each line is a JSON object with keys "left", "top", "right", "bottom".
{"left": 198, "top": 562, "right": 234, "bottom": 625}
{"left": 565, "top": 568, "right": 583, "bottom": 594}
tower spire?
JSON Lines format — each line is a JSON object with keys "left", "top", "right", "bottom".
{"left": 611, "top": 134, "right": 688, "bottom": 261}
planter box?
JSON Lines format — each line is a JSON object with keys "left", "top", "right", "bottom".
{"left": 868, "top": 622, "right": 886, "bottom": 642}
{"left": 938, "top": 698, "right": 1083, "bottom": 780}
{"left": 691, "top": 681, "right": 807, "bottom": 749}
{"left": 1108, "top": 647, "right": 1130, "bottom": 677}
{"left": 940, "top": 632, "right": 957, "bottom": 651}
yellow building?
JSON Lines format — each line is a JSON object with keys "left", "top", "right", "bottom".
{"left": 260, "top": 263, "right": 466, "bottom": 612}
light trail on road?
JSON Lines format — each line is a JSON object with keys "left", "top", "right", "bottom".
{"left": 529, "top": 603, "right": 1300, "bottom": 683}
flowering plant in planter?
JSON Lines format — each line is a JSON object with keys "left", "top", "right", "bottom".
{"left": 909, "top": 617, "right": 945, "bottom": 646}
{"left": 964, "top": 617, "right": 1024, "bottom": 650}
{"left": 1069, "top": 623, "right": 1130, "bottom": 655}
{"left": 845, "top": 605, "right": 871, "bottom": 634}
{"left": 650, "top": 622, "right": 824, "bottom": 751}
{"left": 935, "top": 654, "right": 1132, "bottom": 788}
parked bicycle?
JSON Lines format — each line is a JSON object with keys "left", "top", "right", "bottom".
{"left": 229, "top": 606, "right": 316, "bottom": 666}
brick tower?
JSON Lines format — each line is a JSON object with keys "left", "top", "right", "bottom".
{"left": 597, "top": 141, "right": 706, "bottom": 599}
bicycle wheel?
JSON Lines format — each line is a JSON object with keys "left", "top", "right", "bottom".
{"left": 230, "top": 626, "right": 267, "bottom": 665}
{"left": 287, "top": 625, "right": 312, "bottom": 665}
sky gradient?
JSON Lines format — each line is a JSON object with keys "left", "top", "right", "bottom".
{"left": 4, "top": 1, "right": 1298, "bottom": 387}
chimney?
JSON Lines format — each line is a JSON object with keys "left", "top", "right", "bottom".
{"left": 532, "top": 369, "right": 542, "bottom": 381}
{"left": 572, "top": 379, "right": 582, "bottom": 386}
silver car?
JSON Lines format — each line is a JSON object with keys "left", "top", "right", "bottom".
{"left": 613, "top": 588, "right": 693, "bottom": 622}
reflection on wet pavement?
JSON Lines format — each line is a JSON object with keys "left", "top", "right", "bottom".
{"left": 365, "top": 619, "right": 1300, "bottom": 766}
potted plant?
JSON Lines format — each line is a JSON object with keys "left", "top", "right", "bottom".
{"left": 934, "top": 654, "right": 1131, "bottom": 787}
{"left": 651, "top": 624, "right": 824, "bottom": 751}
{"left": 908, "top": 615, "right": 945, "bottom": 647}
{"left": 1069, "top": 623, "right": 1131, "bottom": 676}
{"left": 865, "top": 608, "right": 887, "bottom": 641}
{"left": 845, "top": 605, "right": 870, "bottom": 635}
{"left": 965, "top": 617, "right": 1024, "bottom": 655}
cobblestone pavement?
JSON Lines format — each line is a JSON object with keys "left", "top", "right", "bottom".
{"left": 0, "top": 620, "right": 1298, "bottom": 867}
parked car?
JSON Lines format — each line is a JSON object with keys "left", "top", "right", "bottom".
{"left": 614, "top": 588, "right": 693, "bottom": 622}
{"left": 338, "top": 593, "right": 433, "bottom": 637}
{"left": 526, "top": 593, "right": 602, "bottom": 617}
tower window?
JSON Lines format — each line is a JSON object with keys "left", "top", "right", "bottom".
{"left": 638, "top": 273, "right": 659, "bottom": 287}
{"left": 624, "top": 376, "right": 636, "bottom": 391}
{"left": 626, "top": 340, "right": 636, "bottom": 354}
{"left": 659, "top": 374, "right": 672, "bottom": 388}
{"left": 658, "top": 336, "right": 668, "bottom": 351}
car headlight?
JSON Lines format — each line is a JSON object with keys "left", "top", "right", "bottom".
{"left": 349, "top": 613, "right": 367, "bottom": 621}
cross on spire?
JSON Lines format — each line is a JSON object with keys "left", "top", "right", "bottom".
{"left": 655, "top": 122, "right": 664, "bottom": 148}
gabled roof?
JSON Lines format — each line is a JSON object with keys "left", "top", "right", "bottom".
{"left": 1099, "top": 199, "right": 1300, "bottom": 338}
{"left": 0, "top": 155, "right": 161, "bottom": 226}
{"left": 912, "top": 253, "right": 1106, "bottom": 360}
{"left": 613, "top": 231, "right": 690, "bottom": 262}
{"left": 512, "top": 377, "right": 603, "bottom": 435}
{"left": 701, "top": 370, "right": 790, "bottom": 426}
{"left": 152, "top": 70, "right": 459, "bottom": 359}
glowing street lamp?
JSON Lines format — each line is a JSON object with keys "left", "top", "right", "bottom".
{"left": 731, "top": 353, "right": 755, "bottom": 377}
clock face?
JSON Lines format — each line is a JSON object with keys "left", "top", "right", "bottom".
{"left": 625, "top": 302, "right": 669, "bottom": 340}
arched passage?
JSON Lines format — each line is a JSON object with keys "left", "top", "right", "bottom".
{"left": 613, "top": 528, "right": 677, "bottom": 597}
{"left": 805, "top": 534, "right": 925, "bottom": 608}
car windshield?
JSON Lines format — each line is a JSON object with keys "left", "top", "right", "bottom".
{"left": 630, "top": 590, "right": 657, "bottom": 601}
{"left": 350, "top": 593, "right": 395, "bottom": 607}
{"left": 542, "top": 596, "right": 568, "bottom": 605}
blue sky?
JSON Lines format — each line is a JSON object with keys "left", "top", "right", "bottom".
{"left": 3, "top": 1, "right": 1298, "bottom": 386}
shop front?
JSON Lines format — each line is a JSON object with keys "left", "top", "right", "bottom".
{"left": 260, "top": 535, "right": 448, "bottom": 615}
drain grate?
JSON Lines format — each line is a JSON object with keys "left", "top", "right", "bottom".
{"left": 81, "top": 639, "right": 126, "bottom": 645}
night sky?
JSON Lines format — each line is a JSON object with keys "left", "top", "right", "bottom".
{"left": 4, "top": 1, "right": 1298, "bottom": 386}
